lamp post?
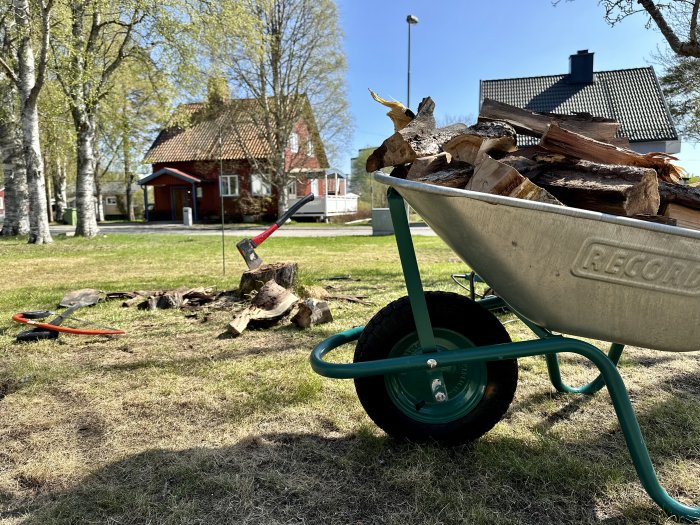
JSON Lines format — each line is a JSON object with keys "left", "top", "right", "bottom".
{"left": 406, "top": 14, "right": 419, "bottom": 110}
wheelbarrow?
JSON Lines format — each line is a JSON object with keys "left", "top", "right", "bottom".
{"left": 310, "top": 172, "right": 700, "bottom": 521}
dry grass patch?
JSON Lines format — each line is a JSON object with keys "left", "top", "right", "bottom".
{"left": 0, "top": 234, "right": 698, "bottom": 524}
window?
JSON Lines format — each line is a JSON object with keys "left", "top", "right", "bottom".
{"left": 219, "top": 174, "right": 239, "bottom": 197}
{"left": 251, "top": 173, "right": 272, "bottom": 196}
{"left": 287, "top": 180, "right": 297, "bottom": 198}
{"left": 0, "top": 196, "right": 4, "bottom": 210}
{"left": 105, "top": 196, "right": 118, "bottom": 206}
{"left": 289, "top": 132, "right": 299, "bottom": 153}
{"left": 306, "top": 140, "right": 314, "bottom": 157}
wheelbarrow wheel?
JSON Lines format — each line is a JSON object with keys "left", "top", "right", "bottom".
{"left": 354, "top": 291, "right": 517, "bottom": 445}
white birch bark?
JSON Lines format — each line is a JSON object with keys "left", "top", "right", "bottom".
{"left": 14, "top": 0, "right": 52, "bottom": 244}
{"left": 0, "top": 86, "right": 29, "bottom": 236}
{"left": 53, "top": 156, "right": 67, "bottom": 223}
{"left": 73, "top": 110, "right": 99, "bottom": 236}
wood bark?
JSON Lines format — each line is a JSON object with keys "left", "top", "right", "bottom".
{"left": 291, "top": 299, "right": 333, "bottom": 328}
{"left": 406, "top": 153, "right": 474, "bottom": 188}
{"left": 238, "top": 262, "right": 298, "bottom": 298}
{"left": 442, "top": 121, "right": 517, "bottom": 165}
{"left": 366, "top": 97, "right": 468, "bottom": 171}
{"left": 52, "top": 156, "right": 67, "bottom": 223}
{"left": 658, "top": 181, "right": 700, "bottom": 209}
{"left": 527, "top": 161, "right": 661, "bottom": 216}
{"left": 228, "top": 280, "right": 299, "bottom": 337}
{"left": 479, "top": 98, "right": 620, "bottom": 142}
{"left": 540, "top": 124, "right": 682, "bottom": 183}
{"left": 14, "top": 0, "right": 52, "bottom": 244}
{"left": 0, "top": 84, "right": 29, "bottom": 236}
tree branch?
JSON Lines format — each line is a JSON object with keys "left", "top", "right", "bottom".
{"left": 0, "top": 54, "right": 19, "bottom": 85}
{"left": 638, "top": 0, "right": 700, "bottom": 56}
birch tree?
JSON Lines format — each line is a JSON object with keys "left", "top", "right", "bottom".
{"left": 203, "top": 0, "right": 350, "bottom": 218}
{"left": 0, "top": 0, "right": 53, "bottom": 243}
{"left": 51, "top": 0, "right": 150, "bottom": 237}
{"left": 0, "top": 80, "right": 30, "bottom": 236}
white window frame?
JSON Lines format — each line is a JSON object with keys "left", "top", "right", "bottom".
{"left": 105, "top": 196, "right": 118, "bottom": 206}
{"left": 306, "top": 140, "right": 314, "bottom": 157}
{"left": 289, "top": 132, "right": 299, "bottom": 153}
{"left": 251, "top": 173, "right": 272, "bottom": 196}
{"left": 219, "top": 174, "right": 240, "bottom": 197}
{"left": 287, "top": 180, "right": 297, "bottom": 198}
{"left": 0, "top": 195, "right": 4, "bottom": 210}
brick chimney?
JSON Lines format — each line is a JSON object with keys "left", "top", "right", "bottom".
{"left": 569, "top": 50, "right": 594, "bottom": 84}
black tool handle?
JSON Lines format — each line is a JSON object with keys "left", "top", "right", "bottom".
{"left": 275, "top": 193, "right": 314, "bottom": 227}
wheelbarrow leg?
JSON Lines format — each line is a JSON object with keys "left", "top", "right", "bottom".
{"left": 387, "top": 188, "right": 436, "bottom": 352}
{"left": 544, "top": 343, "right": 625, "bottom": 395}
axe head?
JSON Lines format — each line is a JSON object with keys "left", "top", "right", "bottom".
{"left": 236, "top": 238, "right": 263, "bottom": 270}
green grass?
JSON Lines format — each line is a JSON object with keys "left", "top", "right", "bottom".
{"left": 0, "top": 233, "right": 699, "bottom": 524}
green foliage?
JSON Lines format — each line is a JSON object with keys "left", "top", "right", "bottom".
{"left": 660, "top": 55, "right": 700, "bottom": 145}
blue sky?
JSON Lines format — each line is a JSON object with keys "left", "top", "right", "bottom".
{"left": 334, "top": 0, "right": 700, "bottom": 175}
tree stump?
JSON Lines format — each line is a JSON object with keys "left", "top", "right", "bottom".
{"left": 238, "top": 262, "right": 298, "bottom": 298}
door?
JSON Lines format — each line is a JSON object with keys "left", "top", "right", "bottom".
{"left": 171, "top": 187, "right": 189, "bottom": 220}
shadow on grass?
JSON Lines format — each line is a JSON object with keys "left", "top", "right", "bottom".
{"left": 10, "top": 396, "right": 698, "bottom": 525}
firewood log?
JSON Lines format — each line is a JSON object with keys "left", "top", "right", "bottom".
{"left": 468, "top": 154, "right": 561, "bottom": 204}
{"left": 442, "top": 121, "right": 517, "bottom": 165}
{"left": 366, "top": 97, "right": 468, "bottom": 171}
{"left": 478, "top": 98, "right": 620, "bottom": 142}
{"left": 540, "top": 124, "right": 682, "bottom": 183}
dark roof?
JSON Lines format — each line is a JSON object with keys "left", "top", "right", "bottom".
{"left": 139, "top": 167, "right": 201, "bottom": 186}
{"left": 143, "top": 97, "right": 329, "bottom": 167}
{"left": 480, "top": 67, "right": 678, "bottom": 144}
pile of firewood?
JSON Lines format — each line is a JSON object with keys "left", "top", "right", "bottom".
{"left": 368, "top": 97, "right": 700, "bottom": 229}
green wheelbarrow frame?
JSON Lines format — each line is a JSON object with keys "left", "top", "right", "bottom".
{"left": 310, "top": 188, "right": 700, "bottom": 521}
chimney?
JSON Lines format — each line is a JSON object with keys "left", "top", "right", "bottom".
{"left": 568, "top": 50, "right": 594, "bottom": 84}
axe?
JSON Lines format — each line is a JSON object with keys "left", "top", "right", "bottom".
{"left": 236, "top": 193, "right": 315, "bottom": 270}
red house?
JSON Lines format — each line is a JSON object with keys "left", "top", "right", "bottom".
{"left": 141, "top": 96, "right": 356, "bottom": 222}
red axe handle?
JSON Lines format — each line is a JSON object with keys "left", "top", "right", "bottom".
{"left": 250, "top": 193, "right": 314, "bottom": 247}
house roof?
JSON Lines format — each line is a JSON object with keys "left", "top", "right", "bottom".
{"left": 480, "top": 67, "right": 678, "bottom": 144}
{"left": 139, "top": 167, "right": 201, "bottom": 186}
{"left": 143, "top": 97, "right": 329, "bottom": 167}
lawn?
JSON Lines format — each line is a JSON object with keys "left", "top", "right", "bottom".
{"left": 0, "top": 233, "right": 698, "bottom": 524}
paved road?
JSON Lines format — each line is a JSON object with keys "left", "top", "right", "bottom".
{"left": 49, "top": 222, "right": 436, "bottom": 237}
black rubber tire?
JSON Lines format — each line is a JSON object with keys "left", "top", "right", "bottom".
{"left": 354, "top": 291, "right": 518, "bottom": 445}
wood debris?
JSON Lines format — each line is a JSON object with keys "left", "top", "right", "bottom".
{"left": 371, "top": 96, "right": 700, "bottom": 230}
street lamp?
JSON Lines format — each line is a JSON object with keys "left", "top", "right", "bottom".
{"left": 406, "top": 14, "right": 419, "bottom": 110}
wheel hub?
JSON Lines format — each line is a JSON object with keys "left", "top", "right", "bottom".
{"left": 385, "top": 327, "right": 487, "bottom": 424}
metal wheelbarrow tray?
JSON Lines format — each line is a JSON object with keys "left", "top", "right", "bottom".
{"left": 310, "top": 173, "right": 700, "bottom": 520}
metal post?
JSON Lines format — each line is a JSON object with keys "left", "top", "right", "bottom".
{"left": 406, "top": 14, "right": 419, "bottom": 109}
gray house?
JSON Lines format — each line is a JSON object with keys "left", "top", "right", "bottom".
{"left": 480, "top": 50, "right": 680, "bottom": 155}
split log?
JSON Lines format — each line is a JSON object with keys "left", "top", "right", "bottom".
{"left": 505, "top": 157, "right": 661, "bottom": 216}
{"left": 658, "top": 181, "right": 700, "bottom": 210}
{"left": 291, "top": 299, "right": 333, "bottom": 328}
{"left": 633, "top": 214, "right": 677, "bottom": 226}
{"left": 238, "top": 262, "right": 298, "bottom": 298}
{"left": 442, "top": 121, "right": 517, "bottom": 166}
{"left": 366, "top": 97, "right": 468, "bottom": 171}
{"left": 407, "top": 154, "right": 473, "bottom": 188}
{"left": 478, "top": 98, "right": 620, "bottom": 142}
{"left": 467, "top": 154, "right": 562, "bottom": 205}
{"left": 663, "top": 203, "right": 700, "bottom": 230}
{"left": 540, "top": 124, "right": 682, "bottom": 183}
{"left": 228, "top": 280, "right": 299, "bottom": 337}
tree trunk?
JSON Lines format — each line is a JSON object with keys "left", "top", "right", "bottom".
{"left": 123, "top": 131, "right": 136, "bottom": 221}
{"left": 44, "top": 162, "right": 54, "bottom": 222}
{"left": 14, "top": 0, "right": 52, "bottom": 244}
{"left": 53, "top": 156, "right": 67, "bottom": 223}
{"left": 0, "top": 89, "right": 30, "bottom": 236}
{"left": 74, "top": 111, "right": 99, "bottom": 237}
